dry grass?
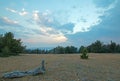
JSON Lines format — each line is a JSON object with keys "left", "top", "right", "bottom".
{"left": 0, "top": 53, "right": 120, "bottom": 81}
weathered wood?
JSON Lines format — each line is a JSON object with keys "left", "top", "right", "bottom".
{"left": 2, "top": 60, "right": 45, "bottom": 78}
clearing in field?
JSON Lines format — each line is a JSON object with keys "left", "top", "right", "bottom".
{"left": 0, "top": 54, "right": 120, "bottom": 81}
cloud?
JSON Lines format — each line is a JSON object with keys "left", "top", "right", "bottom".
{"left": 52, "top": 0, "right": 117, "bottom": 34}
{"left": 6, "top": 8, "right": 17, "bottom": 13}
{"left": 23, "top": 26, "right": 67, "bottom": 44}
{"left": 1, "top": 9, "right": 68, "bottom": 45}
{"left": 1, "top": 0, "right": 119, "bottom": 48}
{"left": 6, "top": 8, "right": 28, "bottom": 16}
{"left": 32, "top": 10, "right": 74, "bottom": 35}
{"left": 33, "top": 10, "right": 40, "bottom": 21}
{"left": 6, "top": 3, "right": 116, "bottom": 45}
{"left": 0, "top": 17, "right": 26, "bottom": 36}
{"left": 90, "top": 0, "right": 120, "bottom": 36}
{"left": 32, "top": 10, "right": 54, "bottom": 26}
{"left": 0, "top": 17, "right": 22, "bottom": 27}
{"left": 24, "top": 33, "right": 67, "bottom": 44}
{"left": 69, "top": 0, "right": 120, "bottom": 45}
{"left": 19, "top": 8, "right": 28, "bottom": 16}
{"left": 25, "top": 10, "right": 68, "bottom": 44}
{"left": 3, "top": 17, "right": 18, "bottom": 24}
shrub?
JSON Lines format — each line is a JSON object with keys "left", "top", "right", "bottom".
{"left": 81, "top": 48, "right": 88, "bottom": 59}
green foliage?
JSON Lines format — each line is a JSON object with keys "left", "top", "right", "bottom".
{"left": 79, "top": 46, "right": 85, "bottom": 53}
{"left": 0, "top": 46, "right": 10, "bottom": 57}
{"left": 81, "top": 48, "right": 88, "bottom": 59}
{"left": 0, "top": 32, "right": 25, "bottom": 57}
{"left": 87, "top": 40, "right": 120, "bottom": 53}
{"left": 24, "top": 40, "right": 120, "bottom": 54}
{"left": 49, "top": 46, "right": 77, "bottom": 54}
{"left": 53, "top": 46, "right": 65, "bottom": 54}
{"left": 109, "top": 41, "right": 116, "bottom": 53}
{"left": 65, "top": 46, "right": 77, "bottom": 53}
{"left": 87, "top": 40, "right": 103, "bottom": 53}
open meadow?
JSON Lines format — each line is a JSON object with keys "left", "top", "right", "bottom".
{"left": 0, "top": 54, "right": 120, "bottom": 81}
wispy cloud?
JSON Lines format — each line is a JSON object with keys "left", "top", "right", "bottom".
{"left": 32, "top": 10, "right": 54, "bottom": 26}
{"left": 6, "top": 8, "right": 28, "bottom": 16}
{"left": 28, "top": 10, "right": 68, "bottom": 44}
{"left": 0, "top": 17, "right": 22, "bottom": 27}
{"left": 23, "top": 26, "right": 67, "bottom": 44}
{"left": 1, "top": 9, "right": 68, "bottom": 44}
{"left": 6, "top": 8, "right": 17, "bottom": 13}
{"left": 3, "top": 17, "right": 18, "bottom": 24}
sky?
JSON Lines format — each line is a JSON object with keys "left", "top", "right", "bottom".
{"left": 0, "top": 0, "right": 120, "bottom": 48}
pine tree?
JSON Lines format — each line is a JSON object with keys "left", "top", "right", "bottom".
{"left": 81, "top": 47, "right": 88, "bottom": 59}
{"left": 0, "top": 32, "right": 25, "bottom": 57}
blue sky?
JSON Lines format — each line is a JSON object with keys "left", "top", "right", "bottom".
{"left": 0, "top": 0, "right": 120, "bottom": 48}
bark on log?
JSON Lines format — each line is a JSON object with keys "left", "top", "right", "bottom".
{"left": 2, "top": 60, "right": 45, "bottom": 78}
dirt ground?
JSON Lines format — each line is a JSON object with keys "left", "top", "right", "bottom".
{"left": 0, "top": 53, "right": 120, "bottom": 81}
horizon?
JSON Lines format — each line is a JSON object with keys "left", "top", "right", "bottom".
{"left": 0, "top": 0, "right": 120, "bottom": 48}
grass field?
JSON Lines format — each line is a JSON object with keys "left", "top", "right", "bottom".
{"left": 0, "top": 53, "right": 120, "bottom": 81}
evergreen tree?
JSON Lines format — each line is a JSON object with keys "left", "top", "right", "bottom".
{"left": 0, "top": 32, "right": 25, "bottom": 57}
{"left": 0, "top": 34, "right": 4, "bottom": 53}
{"left": 87, "top": 40, "right": 103, "bottom": 53}
{"left": 109, "top": 41, "right": 116, "bottom": 53}
{"left": 81, "top": 47, "right": 88, "bottom": 59}
{"left": 79, "top": 46, "right": 85, "bottom": 53}
{"left": 1, "top": 46, "right": 10, "bottom": 57}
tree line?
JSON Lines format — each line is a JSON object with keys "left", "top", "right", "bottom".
{"left": 0, "top": 32, "right": 120, "bottom": 57}
{"left": 24, "top": 46, "right": 78, "bottom": 54}
{"left": 24, "top": 40, "right": 120, "bottom": 54}
{"left": 86, "top": 40, "right": 120, "bottom": 53}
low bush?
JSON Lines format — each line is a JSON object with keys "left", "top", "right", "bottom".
{"left": 81, "top": 48, "right": 88, "bottom": 59}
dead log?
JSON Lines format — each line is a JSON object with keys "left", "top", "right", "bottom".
{"left": 2, "top": 60, "right": 45, "bottom": 78}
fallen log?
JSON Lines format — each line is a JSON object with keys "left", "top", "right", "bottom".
{"left": 2, "top": 60, "right": 45, "bottom": 78}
